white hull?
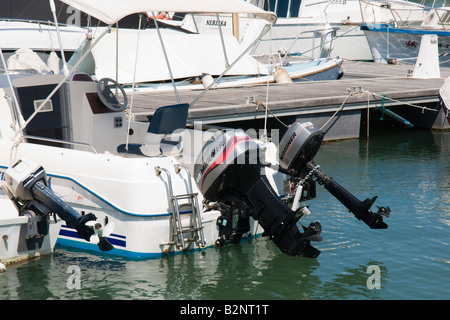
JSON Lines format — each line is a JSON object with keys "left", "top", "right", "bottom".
{"left": 253, "top": 20, "right": 372, "bottom": 60}
{"left": 0, "top": 20, "right": 86, "bottom": 54}
{"left": 362, "top": 23, "right": 450, "bottom": 66}
{"left": 129, "top": 57, "right": 343, "bottom": 93}
{"left": 0, "top": 139, "right": 275, "bottom": 259}
{"left": 0, "top": 198, "right": 60, "bottom": 265}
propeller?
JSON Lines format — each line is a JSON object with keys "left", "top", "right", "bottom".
{"left": 86, "top": 217, "right": 115, "bottom": 251}
{"left": 302, "top": 221, "right": 323, "bottom": 242}
{"left": 377, "top": 206, "right": 391, "bottom": 218}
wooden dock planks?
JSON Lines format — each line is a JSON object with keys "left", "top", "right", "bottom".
{"left": 128, "top": 61, "right": 450, "bottom": 124}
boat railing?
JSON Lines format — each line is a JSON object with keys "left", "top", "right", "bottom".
{"left": 359, "top": 0, "right": 434, "bottom": 27}
{"left": 281, "top": 27, "right": 339, "bottom": 63}
{"left": 0, "top": 17, "right": 79, "bottom": 29}
{"left": 23, "top": 135, "right": 98, "bottom": 153}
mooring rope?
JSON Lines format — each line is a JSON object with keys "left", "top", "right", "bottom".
{"left": 368, "top": 91, "right": 439, "bottom": 113}
{"left": 253, "top": 100, "right": 290, "bottom": 128}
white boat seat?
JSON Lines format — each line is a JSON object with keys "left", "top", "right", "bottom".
{"left": 117, "top": 103, "right": 189, "bottom": 157}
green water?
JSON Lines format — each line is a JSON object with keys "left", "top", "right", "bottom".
{"left": 1, "top": 127, "right": 449, "bottom": 301}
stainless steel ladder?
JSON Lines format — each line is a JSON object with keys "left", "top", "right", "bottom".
{"left": 155, "top": 164, "right": 205, "bottom": 251}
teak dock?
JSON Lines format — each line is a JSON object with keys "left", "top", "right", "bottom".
{"left": 129, "top": 61, "right": 450, "bottom": 140}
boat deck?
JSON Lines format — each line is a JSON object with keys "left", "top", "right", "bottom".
{"left": 129, "top": 61, "right": 450, "bottom": 130}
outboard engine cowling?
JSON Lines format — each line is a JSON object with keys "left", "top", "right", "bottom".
{"left": 194, "top": 129, "right": 321, "bottom": 258}
{"left": 277, "top": 121, "right": 390, "bottom": 230}
{"left": 279, "top": 121, "right": 324, "bottom": 177}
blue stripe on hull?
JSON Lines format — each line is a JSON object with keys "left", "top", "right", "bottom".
{"left": 55, "top": 237, "right": 216, "bottom": 260}
{"left": 58, "top": 226, "right": 127, "bottom": 248}
{"left": 361, "top": 23, "right": 450, "bottom": 36}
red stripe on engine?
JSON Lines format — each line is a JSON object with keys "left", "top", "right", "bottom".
{"left": 201, "top": 136, "right": 252, "bottom": 188}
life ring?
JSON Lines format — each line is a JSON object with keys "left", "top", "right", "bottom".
{"left": 147, "top": 11, "right": 171, "bottom": 20}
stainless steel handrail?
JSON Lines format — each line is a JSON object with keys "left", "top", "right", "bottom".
{"left": 23, "top": 135, "right": 98, "bottom": 154}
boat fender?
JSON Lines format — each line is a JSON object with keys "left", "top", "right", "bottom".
{"left": 274, "top": 66, "right": 292, "bottom": 84}
{"left": 201, "top": 73, "right": 214, "bottom": 88}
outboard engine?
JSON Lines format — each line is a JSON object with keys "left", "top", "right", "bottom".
{"left": 195, "top": 129, "right": 322, "bottom": 258}
{"left": 2, "top": 158, "right": 114, "bottom": 251}
{"left": 278, "top": 121, "right": 390, "bottom": 229}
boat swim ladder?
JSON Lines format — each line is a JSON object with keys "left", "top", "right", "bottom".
{"left": 155, "top": 165, "right": 206, "bottom": 252}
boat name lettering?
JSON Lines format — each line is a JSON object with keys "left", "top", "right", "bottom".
{"left": 206, "top": 20, "right": 227, "bottom": 27}
{"left": 0, "top": 170, "right": 5, "bottom": 182}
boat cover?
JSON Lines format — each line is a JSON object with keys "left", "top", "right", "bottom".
{"left": 59, "top": 0, "right": 277, "bottom": 25}
{"left": 89, "top": 28, "right": 268, "bottom": 84}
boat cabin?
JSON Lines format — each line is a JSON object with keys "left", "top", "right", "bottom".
{"left": 0, "top": 72, "right": 149, "bottom": 154}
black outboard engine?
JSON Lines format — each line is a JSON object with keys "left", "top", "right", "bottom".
{"left": 195, "top": 130, "right": 322, "bottom": 258}
{"left": 3, "top": 158, "right": 114, "bottom": 251}
{"left": 278, "top": 121, "right": 390, "bottom": 229}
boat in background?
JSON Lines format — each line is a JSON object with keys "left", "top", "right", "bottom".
{"left": 68, "top": 24, "right": 343, "bottom": 92}
{"left": 176, "top": 0, "right": 429, "bottom": 61}
{"left": 362, "top": 6, "right": 450, "bottom": 66}
{"left": 0, "top": 0, "right": 89, "bottom": 61}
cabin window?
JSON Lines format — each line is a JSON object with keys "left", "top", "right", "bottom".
{"left": 33, "top": 99, "right": 53, "bottom": 113}
{"left": 262, "top": 0, "right": 302, "bottom": 18}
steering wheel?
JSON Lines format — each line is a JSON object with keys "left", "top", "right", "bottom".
{"left": 97, "top": 78, "right": 128, "bottom": 112}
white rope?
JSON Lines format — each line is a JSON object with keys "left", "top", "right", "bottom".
{"left": 125, "top": 14, "right": 143, "bottom": 151}
{"left": 320, "top": 94, "right": 351, "bottom": 131}
{"left": 368, "top": 91, "right": 439, "bottom": 112}
{"left": 263, "top": 25, "right": 273, "bottom": 139}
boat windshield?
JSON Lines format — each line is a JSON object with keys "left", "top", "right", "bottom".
{"left": 250, "top": 0, "right": 301, "bottom": 18}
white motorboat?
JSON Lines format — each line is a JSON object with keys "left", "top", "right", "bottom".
{"left": 68, "top": 24, "right": 343, "bottom": 91}
{"left": 362, "top": 7, "right": 450, "bottom": 66}
{"left": 0, "top": 0, "right": 390, "bottom": 261}
{"left": 176, "top": 0, "right": 429, "bottom": 61}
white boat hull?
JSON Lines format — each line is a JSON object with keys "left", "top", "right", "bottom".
{"left": 362, "top": 23, "right": 450, "bottom": 66}
{"left": 0, "top": 20, "right": 86, "bottom": 54}
{"left": 0, "top": 198, "right": 61, "bottom": 265}
{"left": 0, "top": 139, "right": 272, "bottom": 259}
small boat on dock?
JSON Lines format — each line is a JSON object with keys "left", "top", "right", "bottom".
{"left": 68, "top": 23, "right": 343, "bottom": 92}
